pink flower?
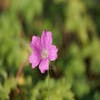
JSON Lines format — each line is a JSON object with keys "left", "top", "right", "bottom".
{"left": 29, "top": 30, "right": 58, "bottom": 73}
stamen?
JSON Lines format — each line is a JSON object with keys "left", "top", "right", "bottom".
{"left": 41, "top": 49, "right": 48, "bottom": 59}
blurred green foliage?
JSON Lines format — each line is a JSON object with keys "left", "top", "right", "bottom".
{"left": 0, "top": 0, "right": 100, "bottom": 99}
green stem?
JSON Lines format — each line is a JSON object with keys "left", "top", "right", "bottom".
{"left": 47, "top": 69, "right": 50, "bottom": 100}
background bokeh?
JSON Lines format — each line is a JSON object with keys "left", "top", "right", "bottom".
{"left": 0, "top": 0, "right": 100, "bottom": 100}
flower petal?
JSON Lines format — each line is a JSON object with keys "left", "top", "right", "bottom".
{"left": 30, "top": 36, "right": 41, "bottom": 51}
{"left": 39, "top": 59, "right": 49, "bottom": 73}
{"left": 49, "top": 45, "right": 58, "bottom": 61}
{"left": 41, "top": 30, "right": 52, "bottom": 48}
{"left": 29, "top": 52, "right": 40, "bottom": 69}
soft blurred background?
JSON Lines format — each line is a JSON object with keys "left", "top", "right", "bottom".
{"left": 0, "top": 0, "right": 100, "bottom": 100}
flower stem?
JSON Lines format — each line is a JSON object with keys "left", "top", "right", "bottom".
{"left": 47, "top": 69, "right": 50, "bottom": 100}
{"left": 16, "top": 59, "right": 28, "bottom": 79}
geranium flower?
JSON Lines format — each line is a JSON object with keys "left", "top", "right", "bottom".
{"left": 29, "top": 30, "right": 58, "bottom": 73}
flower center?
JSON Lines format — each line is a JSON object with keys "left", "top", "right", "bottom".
{"left": 41, "top": 49, "right": 48, "bottom": 59}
